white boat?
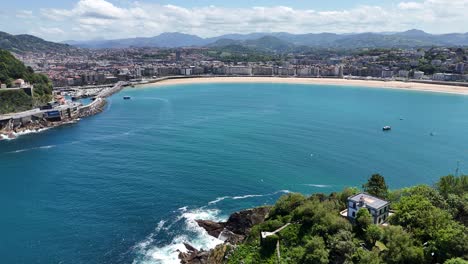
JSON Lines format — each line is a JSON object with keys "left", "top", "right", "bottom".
{"left": 382, "top": 126, "right": 391, "bottom": 131}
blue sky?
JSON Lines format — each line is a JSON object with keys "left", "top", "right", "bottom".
{"left": 0, "top": 0, "right": 466, "bottom": 41}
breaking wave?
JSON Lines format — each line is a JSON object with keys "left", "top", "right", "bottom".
{"left": 0, "top": 128, "right": 50, "bottom": 141}
{"left": 208, "top": 189, "right": 290, "bottom": 205}
{"left": 132, "top": 207, "right": 226, "bottom": 264}
{"left": 304, "top": 184, "right": 332, "bottom": 188}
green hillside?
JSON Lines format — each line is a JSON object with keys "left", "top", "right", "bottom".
{"left": 0, "top": 31, "right": 73, "bottom": 53}
{"left": 0, "top": 49, "right": 52, "bottom": 114}
{"left": 227, "top": 174, "right": 468, "bottom": 264}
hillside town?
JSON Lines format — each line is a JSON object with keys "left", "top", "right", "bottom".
{"left": 10, "top": 46, "right": 468, "bottom": 89}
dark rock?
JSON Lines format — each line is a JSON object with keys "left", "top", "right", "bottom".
{"left": 185, "top": 207, "right": 270, "bottom": 264}
{"left": 195, "top": 219, "right": 225, "bottom": 238}
{"left": 224, "top": 207, "right": 270, "bottom": 236}
{"left": 218, "top": 229, "right": 245, "bottom": 244}
{"left": 196, "top": 206, "right": 270, "bottom": 241}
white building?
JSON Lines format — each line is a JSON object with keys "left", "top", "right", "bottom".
{"left": 433, "top": 73, "right": 445, "bottom": 81}
{"left": 398, "top": 70, "right": 410, "bottom": 78}
{"left": 413, "top": 71, "right": 424, "bottom": 79}
{"left": 347, "top": 193, "right": 390, "bottom": 224}
{"left": 226, "top": 66, "right": 252, "bottom": 76}
{"left": 381, "top": 70, "right": 393, "bottom": 78}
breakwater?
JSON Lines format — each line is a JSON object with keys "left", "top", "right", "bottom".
{"left": 0, "top": 81, "right": 126, "bottom": 139}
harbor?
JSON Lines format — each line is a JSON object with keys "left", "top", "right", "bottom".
{"left": 0, "top": 81, "right": 126, "bottom": 139}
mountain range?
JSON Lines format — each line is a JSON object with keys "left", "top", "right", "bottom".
{"left": 1, "top": 30, "right": 467, "bottom": 54}
{"left": 63, "top": 30, "right": 468, "bottom": 50}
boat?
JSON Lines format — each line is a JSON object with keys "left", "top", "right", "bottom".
{"left": 123, "top": 96, "right": 131, "bottom": 100}
{"left": 382, "top": 126, "right": 391, "bottom": 131}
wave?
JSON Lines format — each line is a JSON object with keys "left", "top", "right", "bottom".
{"left": 39, "top": 145, "right": 56, "bottom": 149}
{"left": 6, "top": 144, "right": 56, "bottom": 154}
{"left": 133, "top": 207, "right": 226, "bottom": 264}
{"left": 304, "top": 184, "right": 332, "bottom": 188}
{"left": 208, "top": 190, "right": 290, "bottom": 205}
{"left": 0, "top": 128, "right": 50, "bottom": 141}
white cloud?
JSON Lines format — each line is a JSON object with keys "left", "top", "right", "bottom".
{"left": 16, "top": 10, "right": 34, "bottom": 19}
{"left": 33, "top": 0, "right": 468, "bottom": 40}
{"left": 31, "top": 27, "right": 65, "bottom": 35}
{"left": 398, "top": 2, "right": 424, "bottom": 10}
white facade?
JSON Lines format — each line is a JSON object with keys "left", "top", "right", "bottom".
{"left": 226, "top": 66, "right": 252, "bottom": 76}
{"left": 347, "top": 193, "right": 390, "bottom": 224}
{"left": 413, "top": 71, "right": 424, "bottom": 79}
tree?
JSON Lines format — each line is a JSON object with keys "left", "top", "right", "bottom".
{"left": 381, "top": 226, "right": 424, "bottom": 264}
{"left": 270, "top": 193, "right": 306, "bottom": 218}
{"left": 366, "top": 225, "right": 383, "bottom": 246}
{"left": 356, "top": 208, "right": 373, "bottom": 233}
{"left": 352, "top": 248, "right": 382, "bottom": 264}
{"left": 436, "top": 175, "right": 468, "bottom": 198}
{"left": 338, "top": 187, "right": 360, "bottom": 208}
{"left": 444, "top": 258, "right": 468, "bottom": 264}
{"left": 363, "top": 174, "right": 388, "bottom": 199}
{"left": 302, "top": 236, "right": 329, "bottom": 264}
{"left": 327, "top": 230, "right": 356, "bottom": 263}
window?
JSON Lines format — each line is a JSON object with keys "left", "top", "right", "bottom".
{"left": 352, "top": 211, "right": 356, "bottom": 217}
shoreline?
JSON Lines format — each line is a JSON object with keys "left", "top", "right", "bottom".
{"left": 135, "top": 76, "right": 468, "bottom": 95}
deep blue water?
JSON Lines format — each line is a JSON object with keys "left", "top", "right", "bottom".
{"left": 1, "top": 83, "right": 467, "bottom": 263}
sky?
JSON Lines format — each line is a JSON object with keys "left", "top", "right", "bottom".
{"left": 0, "top": 0, "right": 467, "bottom": 41}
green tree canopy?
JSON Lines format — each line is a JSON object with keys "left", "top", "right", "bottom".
{"left": 302, "top": 236, "right": 329, "bottom": 264}
{"left": 363, "top": 174, "right": 388, "bottom": 199}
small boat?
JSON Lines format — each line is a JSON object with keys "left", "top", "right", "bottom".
{"left": 382, "top": 126, "right": 391, "bottom": 131}
{"left": 123, "top": 96, "right": 131, "bottom": 100}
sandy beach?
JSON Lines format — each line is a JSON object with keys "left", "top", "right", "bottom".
{"left": 137, "top": 77, "right": 468, "bottom": 95}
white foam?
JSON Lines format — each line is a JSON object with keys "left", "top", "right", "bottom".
{"left": 305, "top": 184, "right": 332, "bottom": 188}
{"left": 208, "top": 190, "right": 290, "bottom": 205}
{"left": 1, "top": 128, "right": 50, "bottom": 141}
{"left": 39, "top": 145, "right": 56, "bottom": 149}
{"left": 7, "top": 144, "right": 57, "bottom": 154}
{"left": 207, "top": 196, "right": 230, "bottom": 205}
{"left": 134, "top": 208, "right": 226, "bottom": 264}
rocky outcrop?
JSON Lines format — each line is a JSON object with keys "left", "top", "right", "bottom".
{"left": 180, "top": 207, "right": 271, "bottom": 264}
{"left": 179, "top": 243, "right": 233, "bottom": 264}
{"left": 224, "top": 206, "right": 270, "bottom": 236}
{"left": 195, "top": 220, "right": 225, "bottom": 238}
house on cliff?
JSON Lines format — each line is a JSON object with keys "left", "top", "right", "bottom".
{"left": 341, "top": 193, "right": 390, "bottom": 224}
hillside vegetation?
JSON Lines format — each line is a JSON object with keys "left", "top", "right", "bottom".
{"left": 0, "top": 49, "right": 52, "bottom": 114}
{"left": 0, "top": 31, "right": 73, "bottom": 53}
{"left": 227, "top": 174, "right": 468, "bottom": 264}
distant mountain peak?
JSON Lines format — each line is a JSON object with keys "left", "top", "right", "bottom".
{"left": 400, "top": 29, "right": 430, "bottom": 36}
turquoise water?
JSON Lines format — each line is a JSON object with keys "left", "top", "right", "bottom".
{"left": 1, "top": 83, "right": 467, "bottom": 263}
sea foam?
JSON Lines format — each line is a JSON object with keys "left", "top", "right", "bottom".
{"left": 133, "top": 207, "right": 226, "bottom": 264}
{"left": 208, "top": 189, "right": 290, "bottom": 205}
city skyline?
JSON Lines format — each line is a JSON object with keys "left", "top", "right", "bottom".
{"left": 0, "top": 0, "right": 467, "bottom": 41}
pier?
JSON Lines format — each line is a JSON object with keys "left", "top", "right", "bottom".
{"left": 0, "top": 81, "right": 127, "bottom": 134}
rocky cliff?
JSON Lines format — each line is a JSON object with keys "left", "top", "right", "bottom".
{"left": 179, "top": 206, "right": 271, "bottom": 264}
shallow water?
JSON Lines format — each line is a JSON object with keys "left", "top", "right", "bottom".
{"left": 1, "top": 83, "right": 467, "bottom": 263}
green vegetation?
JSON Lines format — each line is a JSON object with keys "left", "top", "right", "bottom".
{"left": 363, "top": 173, "right": 389, "bottom": 199}
{"left": 0, "top": 49, "right": 52, "bottom": 114}
{"left": 227, "top": 174, "right": 468, "bottom": 264}
{"left": 0, "top": 31, "right": 72, "bottom": 53}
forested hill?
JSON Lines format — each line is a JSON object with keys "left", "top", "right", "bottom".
{"left": 212, "top": 174, "right": 468, "bottom": 264}
{"left": 0, "top": 31, "right": 73, "bottom": 53}
{"left": 0, "top": 49, "right": 52, "bottom": 114}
